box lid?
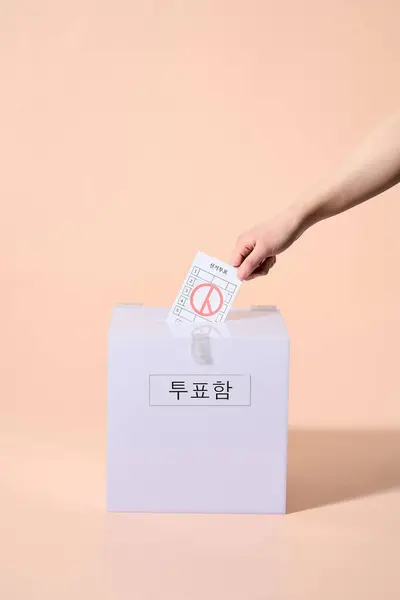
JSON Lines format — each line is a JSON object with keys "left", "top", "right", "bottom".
{"left": 109, "top": 305, "right": 289, "bottom": 341}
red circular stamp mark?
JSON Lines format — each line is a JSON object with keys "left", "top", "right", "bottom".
{"left": 190, "top": 283, "right": 223, "bottom": 317}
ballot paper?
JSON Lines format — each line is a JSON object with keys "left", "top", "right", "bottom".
{"left": 167, "top": 251, "right": 242, "bottom": 326}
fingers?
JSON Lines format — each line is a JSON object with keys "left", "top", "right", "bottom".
{"left": 237, "top": 244, "right": 270, "bottom": 280}
{"left": 245, "top": 256, "right": 276, "bottom": 280}
{"left": 232, "top": 224, "right": 279, "bottom": 281}
{"left": 231, "top": 235, "right": 255, "bottom": 268}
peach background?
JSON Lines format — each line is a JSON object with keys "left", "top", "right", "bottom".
{"left": 1, "top": 2, "right": 399, "bottom": 599}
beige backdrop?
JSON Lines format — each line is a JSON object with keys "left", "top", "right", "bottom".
{"left": 1, "top": 1, "right": 399, "bottom": 430}
{"left": 1, "top": 2, "right": 400, "bottom": 599}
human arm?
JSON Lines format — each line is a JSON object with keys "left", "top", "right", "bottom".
{"left": 232, "top": 111, "right": 400, "bottom": 280}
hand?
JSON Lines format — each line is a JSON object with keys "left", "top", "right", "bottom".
{"left": 231, "top": 208, "right": 305, "bottom": 280}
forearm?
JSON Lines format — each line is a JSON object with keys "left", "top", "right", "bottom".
{"left": 296, "top": 111, "right": 400, "bottom": 229}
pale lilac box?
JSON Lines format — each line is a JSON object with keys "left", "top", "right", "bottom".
{"left": 107, "top": 306, "right": 289, "bottom": 514}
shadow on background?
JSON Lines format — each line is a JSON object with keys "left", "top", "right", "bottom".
{"left": 286, "top": 429, "right": 400, "bottom": 513}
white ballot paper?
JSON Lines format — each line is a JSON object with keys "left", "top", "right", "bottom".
{"left": 167, "top": 251, "right": 242, "bottom": 326}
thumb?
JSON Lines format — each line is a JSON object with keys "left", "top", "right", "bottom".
{"left": 237, "top": 244, "right": 268, "bottom": 280}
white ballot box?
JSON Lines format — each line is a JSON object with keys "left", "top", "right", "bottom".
{"left": 107, "top": 305, "right": 290, "bottom": 514}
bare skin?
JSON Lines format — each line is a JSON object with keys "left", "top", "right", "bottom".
{"left": 231, "top": 111, "right": 400, "bottom": 280}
